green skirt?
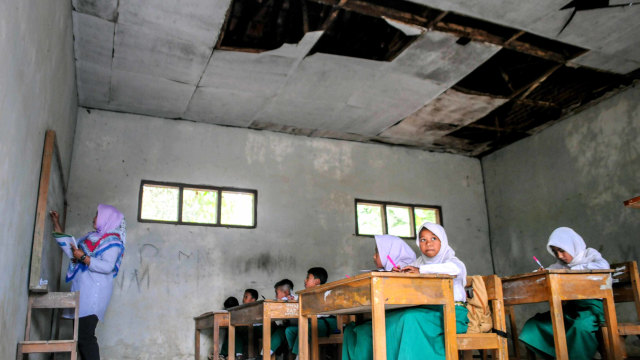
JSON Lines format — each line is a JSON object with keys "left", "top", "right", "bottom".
{"left": 519, "top": 299, "right": 604, "bottom": 360}
{"left": 342, "top": 305, "right": 469, "bottom": 360}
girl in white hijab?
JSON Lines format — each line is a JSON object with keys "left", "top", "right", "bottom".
{"left": 520, "top": 227, "right": 609, "bottom": 360}
{"left": 343, "top": 222, "right": 469, "bottom": 360}
{"left": 399, "top": 222, "right": 468, "bottom": 302}
{"left": 373, "top": 235, "right": 416, "bottom": 271}
{"left": 545, "top": 227, "right": 609, "bottom": 270}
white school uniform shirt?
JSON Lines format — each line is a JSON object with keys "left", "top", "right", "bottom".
{"left": 59, "top": 239, "right": 121, "bottom": 321}
{"left": 546, "top": 227, "right": 609, "bottom": 270}
{"left": 410, "top": 222, "right": 467, "bottom": 302}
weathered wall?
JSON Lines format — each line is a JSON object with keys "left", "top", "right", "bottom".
{"left": 482, "top": 84, "right": 640, "bottom": 352}
{"left": 65, "top": 108, "right": 491, "bottom": 359}
{"left": 0, "top": 1, "right": 78, "bottom": 358}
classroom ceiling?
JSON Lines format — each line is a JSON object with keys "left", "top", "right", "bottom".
{"left": 72, "top": 0, "right": 640, "bottom": 156}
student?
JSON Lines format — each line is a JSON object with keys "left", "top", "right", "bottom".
{"left": 343, "top": 222, "right": 469, "bottom": 360}
{"left": 219, "top": 297, "right": 244, "bottom": 359}
{"left": 373, "top": 234, "right": 416, "bottom": 271}
{"left": 274, "top": 279, "right": 296, "bottom": 301}
{"left": 519, "top": 227, "right": 609, "bottom": 360}
{"left": 284, "top": 267, "right": 338, "bottom": 356}
{"left": 243, "top": 288, "right": 259, "bottom": 304}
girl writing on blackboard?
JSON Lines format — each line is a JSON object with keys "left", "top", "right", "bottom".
{"left": 50, "top": 204, "right": 125, "bottom": 360}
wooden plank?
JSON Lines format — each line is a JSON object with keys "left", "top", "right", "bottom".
{"left": 623, "top": 196, "right": 640, "bottom": 208}
{"left": 195, "top": 316, "right": 214, "bottom": 330}
{"left": 266, "top": 301, "right": 299, "bottom": 318}
{"left": 552, "top": 273, "right": 612, "bottom": 300}
{"left": 311, "top": 316, "right": 319, "bottom": 360}
{"left": 442, "top": 279, "right": 459, "bottom": 360}
{"left": 456, "top": 333, "right": 499, "bottom": 350}
{"left": 619, "top": 323, "right": 640, "bottom": 336}
{"left": 502, "top": 273, "right": 549, "bottom": 305}
{"left": 602, "top": 293, "right": 623, "bottom": 360}
{"left": 548, "top": 279, "right": 569, "bottom": 360}
{"left": 299, "top": 313, "right": 310, "bottom": 360}
{"left": 31, "top": 292, "right": 78, "bottom": 309}
{"left": 507, "top": 306, "right": 522, "bottom": 360}
{"left": 370, "top": 276, "right": 387, "bottom": 360}
{"left": 381, "top": 276, "right": 449, "bottom": 305}
{"left": 29, "top": 130, "right": 56, "bottom": 292}
{"left": 228, "top": 322, "right": 236, "bottom": 360}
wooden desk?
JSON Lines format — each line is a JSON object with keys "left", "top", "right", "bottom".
{"left": 194, "top": 311, "right": 229, "bottom": 360}
{"left": 502, "top": 270, "right": 622, "bottom": 360}
{"left": 227, "top": 300, "right": 298, "bottom": 360}
{"left": 296, "top": 271, "right": 457, "bottom": 360}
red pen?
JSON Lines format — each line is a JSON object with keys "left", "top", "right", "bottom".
{"left": 533, "top": 256, "right": 544, "bottom": 269}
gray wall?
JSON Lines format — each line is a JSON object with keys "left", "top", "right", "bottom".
{"left": 65, "top": 108, "right": 491, "bottom": 359}
{"left": 0, "top": 1, "right": 78, "bottom": 358}
{"left": 482, "top": 84, "right": 640, "bottom": 353}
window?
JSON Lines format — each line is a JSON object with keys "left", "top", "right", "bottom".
{"left": 355, "top": 199, "right": 441, "bottom": 238}
{"left": 138, "top": 181, "right": 257, "bottom": 228}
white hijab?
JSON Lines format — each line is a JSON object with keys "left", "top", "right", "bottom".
{"left": 413, "top": 222, "right": 467, "bottom": 301}
{"left": 546, "top": 227, "right": 609, "bottom": 270}
{"left": 375, "top": 235, "right": 417, "bottom": 271}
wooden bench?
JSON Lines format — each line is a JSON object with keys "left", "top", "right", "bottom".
{"left": 601, "top": 261, "right": 640, "bottom": 359}
{"left": 16, "top": 292, "right": 79, "bottom": 360}
{"left": 194, "top": 311, "right": 229, "bottom": 360}
{"left": 458, "top": 275, "right": 508, "bottom": 360}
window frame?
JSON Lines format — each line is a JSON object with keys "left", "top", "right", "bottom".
{"left": 138, "top": 180, "right": 258, "bottom": 228}
{"left": 354, "top": 198, "right": 442, "bottom": 239}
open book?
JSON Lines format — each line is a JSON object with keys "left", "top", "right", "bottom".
{"left": 53, "top": 232, "right": 77, "bottom": 259}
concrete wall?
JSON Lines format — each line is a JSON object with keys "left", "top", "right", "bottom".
{"left": 482, "top": 84, "right": 640, "bottom": 352}
{"left": 0, "top": 1, "right": 78, "bottom": 358}
{"left": 65, "top": 108, "right": 491, "bottom": 359}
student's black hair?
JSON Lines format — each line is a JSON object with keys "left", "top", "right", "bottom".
{"left": 244, "top": 288, "right": 259, "bottom": 300}
{"left": 307, "top": 267, "right": 328, "bottom": 284}
{"left": 223, "top": 296, "right": 239, "bottom": 309}
{"left": 274, "top": 278, "right": 294, "bottom": 290}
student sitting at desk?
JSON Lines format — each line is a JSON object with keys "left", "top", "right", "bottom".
{"left": 285, "top": 267, "right": 338, "bottom": 357}
{"left": 343, "top": 222, "right": 469, "bottom": 360}
{"left": 275, "top": 279, "right": 296, "bottom": 301}
{"left": 219, "top": 297, "right": 246, "bottom": 360}
{"left": 243, "top": 288, "right": 259, "bottom": 304}
{"left": 519, "top": 227, "right": 609, "bottom": 360}
{"left": 266, "top": 279, "right": 297, "bottom": 358}
{"left": 373, "top": 234, "right": 416, "bottom": 271}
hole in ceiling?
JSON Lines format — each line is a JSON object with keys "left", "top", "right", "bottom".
{"left": 308, "top": 10, "right": 421, "bottom": 61}
{"left": 218, "top": 0, "right": 333, "bottom": 52}
{"left": 456, "top": 37, "right": 471, "bottom": 45}
{"left": 453, "top": 49, "right": 558, "bottom": 97}
{"left": 436, "top": 13, "right": 519, "bottom": 42}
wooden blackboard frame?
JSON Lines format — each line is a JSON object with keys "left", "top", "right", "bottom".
{"left": 29, "top": 130, "right": 67, "bottom": 293}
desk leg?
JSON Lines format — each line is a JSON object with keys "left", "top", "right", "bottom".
{"left": 248, "top": 325, "right": 255, "bottom": 358}
{"left": 263, "top": 314, "right": 271, "bottom": 359}
{"left": 603, "top": 294, "right": 622, "bottom": 360}
{"left": 311, "top": 316, "right": 319, "bottom": 360}
{"left": 299, "top": 314, "right": 309, "bottom": 360}
{"left": 229, "top": 324, "right": 236, "bottom": 360}
{"left": 548, "top": 294, "right": 569, "bottom": 360}
{"left": 195, "top": 327, "right": 201, "bottom": 360}
{"left": 213, "top": 317, "right": 220, "bottom": 359}
{"left": 443, "top": 302, "right": 459, "bottom": 360}
{"left": 371, "top": 277, "right": 387, "bottom": 360}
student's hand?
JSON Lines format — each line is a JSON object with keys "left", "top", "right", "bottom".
{"left": 391, "top": 266, "right": 402, "bottom": 272}
{"left": 401, "top": 266, "right": 419, "bottom": 273}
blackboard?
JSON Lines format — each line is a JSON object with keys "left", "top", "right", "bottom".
{"left": 29, "top": 130, "right": 67, "bottom": 293}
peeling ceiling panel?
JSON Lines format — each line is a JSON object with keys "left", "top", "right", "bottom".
{"left": 388, "top": 30, "right": 501, "bottom": 86}
{"left": 570, "top": 51, "right": 640, "bottom": 75}
{"left": 76, "top": 61, "right": 111, "bottom": 108}
{"left": 72, "top": 12, "right": 114, "bottom": 68}
{"left": 117, "top": 0, "right": 230, "bottom": 45}
{"left": 183, "top": 87, "right": 269, "bottom": 127}
{"left": 253, "top": 97, "right": 342, "bottom": 131}
{"left": 274, "top": 53, "right": 383, "bottom": 105}
{"left": 380, "top": 89, "right": 509, "bottom": 144}
{"left": 73, "top": 0, "right": 118, "bottom": 21}
{"left": 112, "top": 23, "right": 212, "bottom": 85}
{"left": 200, "top": 51, "right": 293, "bottom": 96}
{"left": 310, "top": 129, "right": 372, "bottom": 142}
{"left": 109, "top": 71, "right": 195, "bottom": 118}
{"left": 249, "top": 121, "right": 316, "bottom": 137}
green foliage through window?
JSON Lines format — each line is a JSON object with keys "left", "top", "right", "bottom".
{"left": 139, "top": 181, "right": 257, "bottom": 228}
{"left": 355, "top": 199, "right": 441, "bottom": 238}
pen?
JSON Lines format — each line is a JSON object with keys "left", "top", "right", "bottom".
{"left": 387, "top": 255, "right": 398, "bottom": 269}
{"left": 533, "top": 256, "right": 544, "bottom": 269}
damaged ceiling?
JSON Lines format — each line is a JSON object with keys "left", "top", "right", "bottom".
{"left": 72, "top": 0, "right": 640, "bottom": 156}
